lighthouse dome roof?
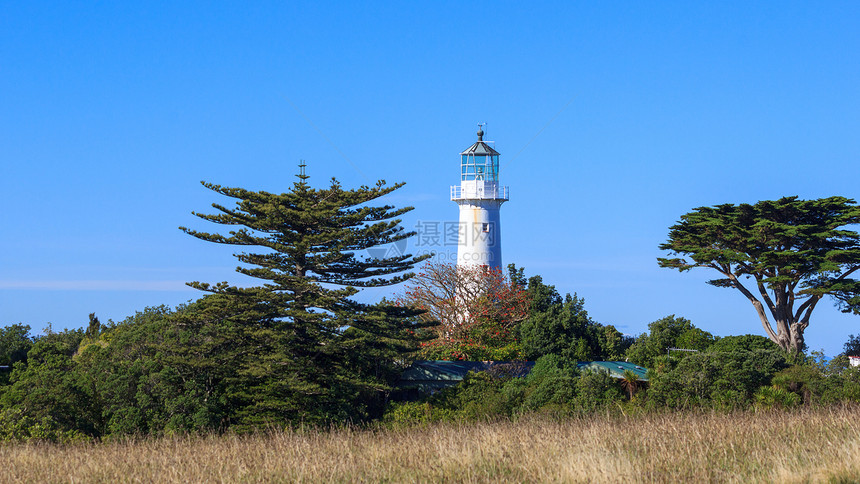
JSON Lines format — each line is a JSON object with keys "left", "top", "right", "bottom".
{"left": 460, "top": 141, "right": 500, "bottom": 156}
{"left": 460, "top": 128, "right": 500, "bottom": 156}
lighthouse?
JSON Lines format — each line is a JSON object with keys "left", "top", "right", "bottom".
{"left": 451, "top": 126, "right": 509, "bottom": 270}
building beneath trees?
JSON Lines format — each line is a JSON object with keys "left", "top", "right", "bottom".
{"left": 393, "top": 360, "right": 648, "bottom": 400}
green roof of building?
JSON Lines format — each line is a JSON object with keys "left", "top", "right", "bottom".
{"left": 397, "top": 360, "right": 648, "bottom": 387}
{"left": 578, "top": 361, "right": 648, "bottom": 381}
{"left": 399, "top": 361, "right": 533, "bottom": 383}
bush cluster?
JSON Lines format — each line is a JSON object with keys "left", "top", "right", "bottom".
{"left": 4, "top": 277, "right": 860, "bottom": 440}
{"left": 384, "top": 317, "right": 860, "bottom": 424}
{"left": 385, "top": 355, "right": 623, "bottom": 425}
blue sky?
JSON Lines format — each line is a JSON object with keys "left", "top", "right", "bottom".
{"left": 2, "top": 2, "right": 859, "bottom": 355}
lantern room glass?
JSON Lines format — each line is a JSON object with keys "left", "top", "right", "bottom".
{"left": 460, "top": 154, "right": 499, "bottom": 181}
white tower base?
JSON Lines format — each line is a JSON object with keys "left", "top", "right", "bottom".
{"left": 455, "top": 199, "right": 504, "bottom": 269}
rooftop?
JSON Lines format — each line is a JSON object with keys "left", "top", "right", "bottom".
{"left": 460, "top": 127, "right": 500, "bottom": 157}
{"left": 398, "top": 360, "right": 648, "bottom": 384}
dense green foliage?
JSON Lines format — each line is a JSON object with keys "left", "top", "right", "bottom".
{"left": 403, "top": 264, "right": 630, "bottom": 362}
{"left": 0, "top": 299, "right": 438, "bottom": 440}
{"left": 844, "top": 334, "right": 860, "bottom": 356}
{"left": 708, "top": 334, "right": 779, "bottom": 353}
{"left": 511, "top": 266, "right": 632, "bottom": 362}
{"left": 386, "top": 308, "right": 860, "bottom": 423}
{"left": 646, "top": 348, "right": 789, "bottom": 409}
{"left": 0, "top": 305, "right": 234, "bottom": 440}
{"left": 0, "top": 171, "right": 441, "bottom": 439}
{"left": 0, "top": 327, "right": 93, "bottom": 441}
{"left": 6, "top": 188, "right": 860, "bottom": 439}
{"left": 5, "top": 304, "right": 860, "bottom": 438}
{"left": 659, "top": 196, "right": 860, "bottom": 352}
{"left": 626, "top": 315, "right": 716, "bottom": 368}
{"left": 384, "top": 355, "right": 623, "bottom": 424}
{"left": 177, "top": 170, "right": 432, "bottom": 427}
{"left": 0, "top": 324, "right": 32, "bottom": 386}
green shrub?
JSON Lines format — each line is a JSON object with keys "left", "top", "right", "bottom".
{"left": 513, "top": 355, "right": 576, "bottom": 414}
{"left": 626, "top": 316, "right": 714, "bottom": 368}
{"left": 521, "top": 373, "right": 576, "bottom": 413}
{"left": 646, "top": 349, "right": 788, "bottom": 409}
{"left": 708, "top": 335, "right": 779, "bottom": 353}
{"left": 382, "top": 401, "right": 457, "bottom": 425}
{"left": 838, "top": 367, "right": 860, "bottom": 402}
{"left": 0, "top": 408, "right": 88, "bottom": 443}
{"left": 754, "top": 386, "right": 801, "bottom": 410}
{"left": 385, "top": 355, "right": 629, "bottom": 421}
{"left": 771, "top": 364, "right": 847, "bottom": 405}
{"left": 575, "top": 369, "right": 623, "bottom": 413}
{"left": 455, "top": 371, "right": 517, "bottom": 419}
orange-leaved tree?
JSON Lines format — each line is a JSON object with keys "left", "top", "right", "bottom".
{"left": 396, "top": 262, "right": 530, "bottom": 361}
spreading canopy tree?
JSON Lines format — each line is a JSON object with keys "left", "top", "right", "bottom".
{"left": 180, "top": 165, "right": 431, "bottom": 425}
{"left": 659, "top": 196, "right": 860, "bottom": 353}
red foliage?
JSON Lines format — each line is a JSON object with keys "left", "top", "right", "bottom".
{"left": 396, "top": 262, "right": 531, "bottom": 359}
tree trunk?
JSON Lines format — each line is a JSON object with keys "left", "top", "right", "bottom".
{"left": 789, "top": 325, "right": 805, "bottom": 354}
{"left": 772, "top": 320, "right": 790, "bottom": 351}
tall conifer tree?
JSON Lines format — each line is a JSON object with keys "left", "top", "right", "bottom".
{"left": 180, "top": 164, "right": 431, "bottom": 425}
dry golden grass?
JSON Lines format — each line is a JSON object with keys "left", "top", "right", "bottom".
{"left": 3, "top": 406, "right": 860, "bottom": 483}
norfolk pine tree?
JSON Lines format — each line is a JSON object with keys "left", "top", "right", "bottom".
{"left": 180, "top": 165, "right": 431, "bottom": 425}
{"left": 659, "top": 196, "right": 860, "bottom": 353}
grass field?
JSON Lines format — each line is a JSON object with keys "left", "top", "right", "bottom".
{"left": 3, "top": 405, "right": 860, "bottom": 483}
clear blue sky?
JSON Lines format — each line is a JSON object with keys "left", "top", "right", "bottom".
{"left": 2, "top": 2, "right": 859, "bottom": 355}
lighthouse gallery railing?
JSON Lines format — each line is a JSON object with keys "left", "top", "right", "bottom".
{"left": 450, "top": 185, "right": 510, "bottom": 201}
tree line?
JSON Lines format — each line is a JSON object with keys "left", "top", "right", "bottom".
{"left": 2, "top": 170, "right": 860, "bottom": 440}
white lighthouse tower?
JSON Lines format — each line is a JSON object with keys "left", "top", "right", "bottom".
{"left": 451, "top": 126, "right": 509, "bottom": 270}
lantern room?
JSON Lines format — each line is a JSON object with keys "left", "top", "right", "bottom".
{"left": 460, "top": 128, "right": 500, "bottom": 182}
